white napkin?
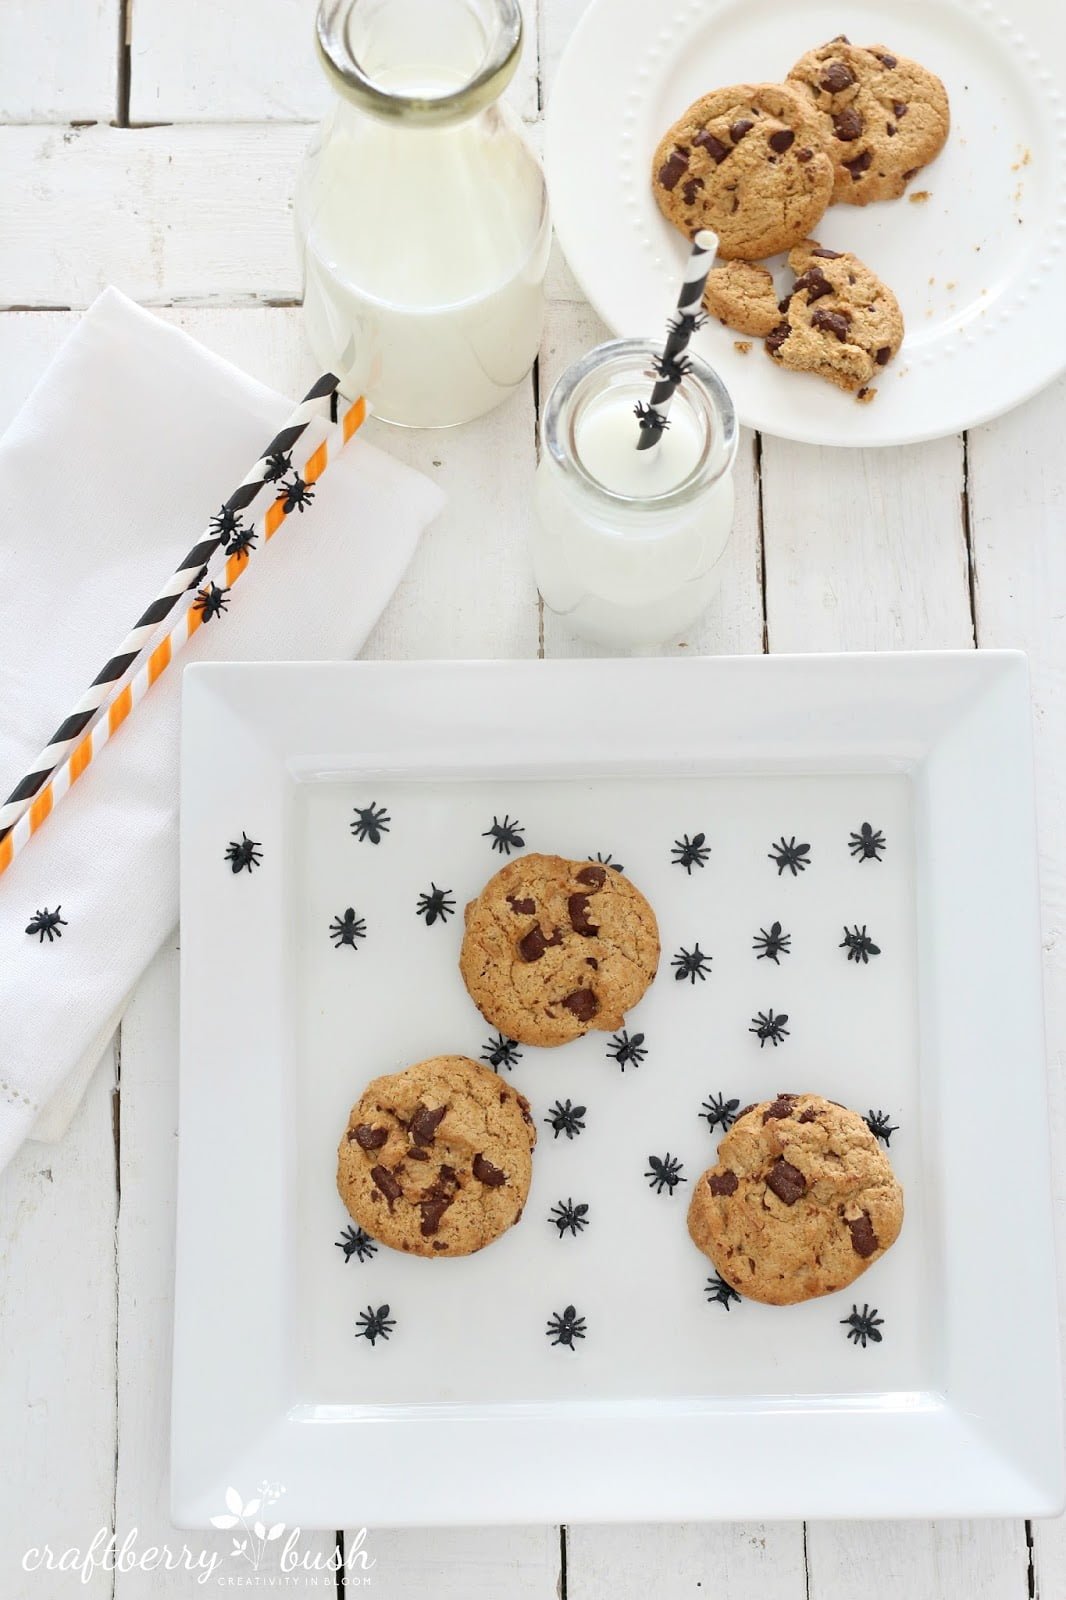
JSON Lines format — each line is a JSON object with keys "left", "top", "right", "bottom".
{"left": 0, "top": 288, "right": 445, "bottom": 1172}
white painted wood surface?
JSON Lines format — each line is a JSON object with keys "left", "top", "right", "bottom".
{"left": 0, "top": 2, "right": 1063, "bottom": 1597}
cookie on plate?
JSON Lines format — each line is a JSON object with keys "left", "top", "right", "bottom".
{"left": 687, "top": 1092, "right": 904, "bottom": 1305}
{"left": 652, "top": 82, "right": 835, "bottom": 259}
{"left": 787, "top": 37, "right": 949, "bottom": 205}
{"left": 703, "top": 260, "right": 782, "bottom": 337}
{"left": 337, "top": 1055, "right": 536, "bottom": 1257}
{"left": 460, "top": 854, "right": 660, "bottom": 1047}
{"left": 764, "top": 239, "right": 904, "bottom": 393}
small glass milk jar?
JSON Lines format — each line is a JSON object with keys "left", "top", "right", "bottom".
{"left": 296, "top": 0, "right": 551, "bottom": 429}
{"left": 533, "top": 340, "right": 739, "bottom": 648}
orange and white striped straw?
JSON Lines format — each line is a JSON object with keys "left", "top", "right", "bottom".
{"left": 0, "top": 395, "right": 368, "bottom": 881}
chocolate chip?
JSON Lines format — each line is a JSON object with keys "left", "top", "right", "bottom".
{"left": 409, "top": 1103, "right": 446, "bottom": 1146}
{"left": 766, "top": 1158, "right": 806, "bottom": 1205}
{"left": 682, "top": 177, "right": 704, "bottom": 205}
{"left": 793, "top": 267, "right": 832, "bottom": 303}
{"left": 886, "top": 124, "right": 897, "bottom": 136}
{"left": 351, "top": 1123, "right": 387, "bottom": 1150}
{"left": 561, "top": 988, "right": 599, "bottom": 1022}
{"left": 798, "top": 1108, "right": 820, "bottom": 1123}
{"left": 576, "top": 865, "right": 606, "bottom": 888}
{"left": 734, "top": 1103, "right": 759, "bottom": 1121}
{"left": 763, "top": 1094, "right": 797, "bottom": 1121}
{"left": 370, "top": 1165, "right": 402, "bottom": 1204}
{"left": 518, "top": 925, "right": 562, "bottom": 962}
{"left": 419, "top": 1195, "right": 453, "bottom": 1236}
{"left": 568, "top": 894, "right": 600, "bottom": 937}
{"left": 902, "top": 167, "right": 920, "bottom": 181}
{"left": 766, "top": 320, "right": 792, "bottom": 355}
{"left": 440, "top": 1164, "right": 457, "bottom": 1184}
{"left": 768, "top": 128, "right": 795, "bottom": 153}
{"left": 658, "top": 150, "right": 689, "bottom": 189}
{"left": 408, "top": 1147, "right": 430, "bottom": 1161}
{"left": 777, "top": 294, "right": 793, "bottom": 312}
{"left": 729, "top": 118, "right": 754, "bottom": 142}
{"left": 693, "top": 129, "right": 731, "bottom": 163}
{"left": 586, "top": 956, "right": 599, "bottom": 969}
{"left": 820, "top": 61, "right": 856, "bottom": 92}
{"left": 831, "top": 33, "right": 850, "bottom": 42}
{"left": 811, "top": 246, "right": 843, "bottom": 258}
{"left": 871, "top": 50, "right": 897, "bottom": 68}
{"left": 795, "top": 147, "right": 814, "bottom": 162}
{"left": 832, "top": 107, "right": 863, "bottom": 141}
{"left": 499, "top": 1090, "right": 508, "bottom": 1103}
{"left": 517, "top": 1094, "right": 534, "bottom": 1126}
{"left": 432, "top": 1241, "right": 448, "bottom": 1250}
{"left": 710, "top": 1169, "right": 739, "bottom": 1196}
{"left": 875, "top": 345, "right": 892, "bottom": 365}
{"left": 508, "top": 895, "right": 536, "bottom": 914}
{"left": 892, "top": 100, "right": 909, "bottom": 119}
{"left": 812, "top": 307, "right": 852, "bottom": 341}
{"left": 473, "top": 1153, "right": 507, "bottom": 1187}
{"left": 843, "top": 149, "right": 873, "bottom": 179}
{"left": 847, "top": 1212, "right": 880, "bottom": 1257}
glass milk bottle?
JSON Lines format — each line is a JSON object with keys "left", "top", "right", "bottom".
{"left": 533, "top": 341, "right": 739, "bottom": 648}
{"left": 296, "top": 0, "right": 550, "bottom": 429}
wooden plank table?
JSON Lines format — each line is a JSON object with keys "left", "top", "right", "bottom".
{"left": 0, "top": 2, "right": 1062, "bottom": 1594}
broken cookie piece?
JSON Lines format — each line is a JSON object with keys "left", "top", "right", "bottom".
{"left": 703, "top": 260, "right": 782, "bottom": 337}
{"left": 764, "top": 239, "right": 904, "bottom": 393}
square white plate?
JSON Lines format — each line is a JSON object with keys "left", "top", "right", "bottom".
{"left": 174, "top": 653, "right": 1062, "bottom": 1526}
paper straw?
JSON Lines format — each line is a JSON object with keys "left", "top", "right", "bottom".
{"left": 0, "top": 373, "right": 341, "bottom": 840}
{"left": 635, "top": 229, "right": 718, "bottom": 452}
{"left": 0, "top": 395, "right": 368, "bottom": 881}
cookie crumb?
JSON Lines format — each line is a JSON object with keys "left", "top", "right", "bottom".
{"left": 856, "top": 387, "right": 877, "bottom": 404}
{"left": 733, "top": 340, "right": 752, "bottom": 354}
{"left": 909, "top": 190, "right": 932, "bottom": 203}
{"left": 1011, "top": 148, "right": 1032, "bottom": 170}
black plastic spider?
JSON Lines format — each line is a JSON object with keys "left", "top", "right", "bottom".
{"left": 607, "top": 1030, "right": 647, "bottom": 1070}
{"left": 416, "top": 884, "right": 455, "bottom": 925}
{"left": 262, "top": 450, "right": 293, "bottom": 483}
{"left": 481, "top": 1033, "right": 522, "bottom": 1071}
{"left": 194, "top": 581, "right": 230, "bottom": 622}
{"left": 652, "top": 350, "right": 693, "bottom": 387}
{"left": 588, "top": 852, "right": 624, "bottom": 874}
{"left": 753, "top": 922, "right": 791, "bottom": 964}
{"left": 550, "top": 1199, "right": 589, "bottom": 1238}
{"left": 672, "top": 944, "right": 712, "bottom": 984}
{"left": 849, "top": 822, "right": 886, "bottom": 862}
{"left": 667, "top": 310, "right": 708, "bottom": 340}
{"left": 865, "top": 1109, "right": 898, "bottom": 1146}
{"left": 705, "top": 1274, "right": 741, "bottom": 1310}
{"left": 546, "top": 1305, "right": 586, "bottom": 1349}
{"left": 224, "top": 832, "right": 262, "bottom": 874}
{"left": 25, "top": 906, "right": 67, "bottom": 943}
{"left": 671, "top": 832, "right": 711, "bottom": 873}
{"left": 223, "top": 523, "right": 257, "bottom": 558}
{"left": 351, "top": 802, "right": 390, "bottom": 843}
{"left": 769, "top": 836, "right": 811, "bottom": 876}
{"left": 545, "top": 1099, "right": 585, "bottom": 1140}
{"left": 355, "top": 1303, "right": 395, "bottom": 1346}
{"left": 841, "top": 924, "right": 881, "bottom": 964}
{"left": 646, "top": 1153, "right": 687, "bottom": 1194}
{"left": 750, "top": 1009, "right": 789, "bottom": 1047}
{"left": 842, "top": 1303, "right": 884, "bottom": 1348}
{"left": 634, "top": 400, "right": 669, "bottom": 436}
{"left": 330, "top": 907, "right": 366, "bottom": 949}
{"left": 276, "top": 474, "right": 315, "bottom": 514}
{"left": 208, "top": 504, "right": 242, "bottom": 541}
{"left": 336, "top": 1225, "right": 377, "bottom": 1263}
{"left": 482, "top": 814, "right": 525, "bottom": 854}
{"left": 700, "top": 1092, "right": 740, "bottom": 1133}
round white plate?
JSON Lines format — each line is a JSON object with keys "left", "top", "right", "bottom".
{"left": 545, "top": 0, "right": 1066, "bottom": 445}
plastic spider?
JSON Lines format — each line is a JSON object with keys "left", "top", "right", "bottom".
{"left": 276, "top": 474, "right": 315, "bottom": 514}
{"left": 705, "top": 1274, "right": 741, "bottom": 1310}
{"left": 865, "top": 1109, "right": 898, "bottom": 1146}
{"left": 355, "top": 1304, "right": 395, "bottom": 1346}
{"left": 194, "top": 581, "right": 230, "bottom": 622}
{"left": 753, "top": 921, "right": 791, "bottom": 964}
{"left": 25, "top": 906, "right": 67, "bottom": 943}
{"left": 330, "top": 908, "right": 366, "bottom": 949}
{"left": 769, "top": 836, "right": 811, "bottom": 876}
{"left": 646, "top": 1153, "right": 687, "bottom": 1194}
{"left": 651, "top": 350, "right": 693, "bottom": 387}
{"left": 667, "top": 310, "right": 707, "bottom": 340}
{"left": 224, "top": 833, "right": 261, "bottom": 874}
{"left": 350, "top": 802, "right": 390, "bottom": 843}
{"left": 841, "top": 924, "right": 881, "bottom": 964}
{"left": 208, "top": 504, "right": 242, "bottom": 542}
{"left": 700, "top": 1092, "right": 740, "bottom": 1133}
{"left": 849, "top": 822, "right": 886, "bottom": 862}
{"left": 545, "top": 1098, "right": 585, "bottom": 1140}
{"left": 481, "top": 1034, "right": 522, "bottom": 1071}
{"left": 607, "top": 1030, "right": 647, "bottom": 1070}
{"left": 750, "top": 1009, "right": 789, "bottom": 1047}
{"left": 588, "top": 852, "right": 624, "bottom": 874}
{"left": 550, "top": 1199, "right": 589, "bottom": 1238}
{"left": 842, "top": 1303, "right": 884, "bottom": 1348}
{"left": 482, "top": 814, "right": 525, "bottom": 854}
{"left": 262, "top": 450, "right": 293, "bottom": 483}
{"left": 672, "top": 944, "right": 712, "bottom": 984}
{"left": 671, "top": 832, "right": 710, "bottom": 873}
{"left": 223, "top": 522, "right": 257, "bottom": 559}
{"left": 416, "top": 884, "right": 455, "bottom": 925}
{"left": 633, "top": 400, "right": 669, "bottom": 436}
{"left": 546, "top": 1305, "right": 586, "bottom": 1349}
{"left": 336, "top": 1226, "right": 377, "bottom": 1263}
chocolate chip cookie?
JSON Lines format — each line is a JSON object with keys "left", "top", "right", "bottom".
{"left": 702, "top": 260, "right": 782, "bottom": 337}
{"left": 687, "top": 1093, "right": 903, "bottom": 1305}
{"left": 787, "top": 37, "right": 949, "bottom": 205}
{"left": 652, "top": 83, "right": 835, "bottom": 259}
{"left": 460, "top": 854, "right": 660, "bottom": 1047}
{"left": 764, "top": 239, "right": 904, "bottom": 392}
{"left": 337, "top": 1055, "right": 536, "bottom": 1257}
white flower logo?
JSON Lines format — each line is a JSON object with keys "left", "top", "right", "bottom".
{"left": 210, "top": 1481, "right": 286, "bottom": 1572}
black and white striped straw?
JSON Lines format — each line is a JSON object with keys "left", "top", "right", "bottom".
{"left": 635, "top": 229, "right": 718, "bottom": 452}
{"left": 0, "top": 371, "right": 340, "bottom": 839}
